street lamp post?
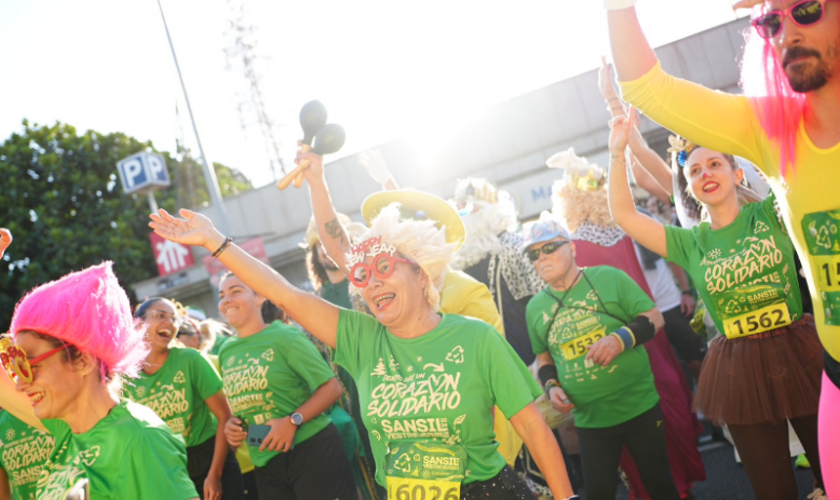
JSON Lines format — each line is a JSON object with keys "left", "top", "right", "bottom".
{"left": 156, "top": 0, "right": 232, "bottom": 236}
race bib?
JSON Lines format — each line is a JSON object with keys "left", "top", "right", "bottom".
{"left": 802, "top": 209, "right": 840, "bottom": 326}
{"left": 722, "top": 302, "right": 791, "bottom": 339}
{"left": 559, "top": 329, "right": 606, "bottom": 361}
{"left": 385, "top": 441, "right": 465, "bottom": 500}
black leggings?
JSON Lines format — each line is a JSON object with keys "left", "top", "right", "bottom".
{"left": 461, "top": 466, "right": 532, "bottom": 500}
{"left": 728, "top": 415, "right": 823, "bottom": 500}
{"left": 187, "top": 436, "right": 245, "bottom": 500}
{"left": 254, "top": 423, "right": 356, "bottom": 500}
{"left": 576, "top": 403, "right": 679, "bottom": 500}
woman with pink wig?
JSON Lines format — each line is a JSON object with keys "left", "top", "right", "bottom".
{"left": 604, "top": 0, "right": 840, "bottom": 496}
{"left": 0, "top": 249, "right": 199, "bottom": 499}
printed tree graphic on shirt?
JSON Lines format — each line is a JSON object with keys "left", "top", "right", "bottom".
{"left": 371, "top": 358, "right": 387, "bottom": 376}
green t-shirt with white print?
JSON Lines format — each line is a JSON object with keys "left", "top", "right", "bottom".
{"left": 334, "top": 309, "right": 542, "bottom": 486}
{"left": 219, "top": 321, "right": 335, "bottom": 467}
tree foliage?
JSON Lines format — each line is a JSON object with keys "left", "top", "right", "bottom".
{"left": 0, "top": 120, "right": 252, "bottom": 332}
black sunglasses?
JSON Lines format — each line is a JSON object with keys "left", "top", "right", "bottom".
{"left": 752, "top": 0, "right": 838, "bottom": 39}
{"left": 527, "top": 240, "right": 570, "bottom": 262}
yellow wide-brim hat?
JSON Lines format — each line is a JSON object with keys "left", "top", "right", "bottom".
{"left": 361, "top": 190, "right": 465, "bottom": 251}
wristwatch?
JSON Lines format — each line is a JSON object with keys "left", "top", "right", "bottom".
{"left": 290, "top": 412, "right": 304, "bottom": 427}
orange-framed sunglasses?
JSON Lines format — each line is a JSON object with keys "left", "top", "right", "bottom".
{"left": 0, "top": 336, "right": 65, "bottom": 383}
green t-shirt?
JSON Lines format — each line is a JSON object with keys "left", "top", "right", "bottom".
{"left": 0, "top": 411, "right": 55, "bottom": 500}
{"left": 665, "top": 194, "right": 803, "bottom": 336}
{"left": 38, "top": 399, "right": 197, "bottom": 500}
{"left": 123, "top": 346, "right": 223, "bottom": 448}
{"left": 526, "top": 266, "right": 660, "bottom": 428}
{"left": 334, "top": 309, "right": 542, "bottom": 486}
{"left": 219, "top": 321, "right": 335, "bottom": 467}
{"left": 321, "top": 278, "right": 352, "bottom": 310}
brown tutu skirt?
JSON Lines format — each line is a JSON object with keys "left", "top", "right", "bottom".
{"left": 694, "top": 315, "right": 823, "bottom": 426}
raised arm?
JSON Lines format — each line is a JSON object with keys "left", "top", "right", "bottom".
{"left": 608, "top": 6, "right": 763, "bottom": 166}
{"left": 358, "top": 148, "right": 399, "bottom": 191}
{"left": 630, "top": 156, "right": 670, "bottom": 203}
{"left": 599, "top": 60, "right": 673, "bottom": 197}
{"left": 607, "top": 6, "right": 658, "bottom": 83}
{"left": 608, "top": 112, "right": 668, "bottom": 258}
{"left": 149, "top": 210, "right": 340, "bottom": 348}
{"left": 299, "top": 150, "right": 352, "bottom": 275}
{"left": 0, "top": 229, "right": 11, "bottom": 259}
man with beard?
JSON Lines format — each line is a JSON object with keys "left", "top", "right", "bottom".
{"left": 449, "top": 178, "right": 545, "bottom": 366}
{"left": 605, "top": 0, "right": 840, "bottom": 493}
{"left": 301, "top": 215, "right": 380, "bottom": 500}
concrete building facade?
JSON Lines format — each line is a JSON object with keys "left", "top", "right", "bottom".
{"left": 132, "top": 17, "right": 750, "bottom": 316}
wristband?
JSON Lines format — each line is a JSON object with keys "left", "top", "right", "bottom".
{"left": 212, "top": 237, "right": 233, "bottom": 258}
{"left": 681, "top": 289, "right": 694, "bottom": 296}
{"left": 628, "top": 314, "right": 657, "bottom": 345}
{"left": 612, "top": 327, "right": 634, "bottom": 351}
{"left": 544, "top": 380, "right": 561, "bottom": 399}
{"left": 604, "top": 0, "right": 637, "bottom": 10}
{"left": 538, "top": 364, "right": 559, "bottom": 387}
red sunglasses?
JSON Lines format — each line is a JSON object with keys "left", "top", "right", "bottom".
{"left": 752, "top": 0, "right": 838, "bottom": 39}
{"left": 0, "top": 336, "right": 65, "bottom": 383}
{"left": 348, "top": 254, "right": 416, "bottom": 288}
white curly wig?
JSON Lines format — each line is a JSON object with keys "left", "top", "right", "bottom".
{"left": 346, "top": 203, "right": 458, "bottom": 312}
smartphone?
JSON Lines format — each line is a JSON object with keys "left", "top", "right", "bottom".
{"left": 247, "top": 424, "right": 272, "bottom": 447}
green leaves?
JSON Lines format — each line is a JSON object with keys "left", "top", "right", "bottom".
{"left": 0, "top": 120, "right": 252, "bottom": 332}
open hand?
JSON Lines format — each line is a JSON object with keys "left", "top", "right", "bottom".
{"left": 608, "top": 107, "right": 637, "bottom": 158}
{"left": 224, "top": 417, "right": 247, "bottom": 448}
{"left": 732, "top": 0, "right": 764, "bottom": 9}
{"left": 0, "top": 228, "right": 11, "bottom": 259}
{"left": 598, "top": 56, "right": 621, "bottom": 103}
{"left": 204, "top": 473, "right": 223, "bottom": 500}
{"left": 586, "top": 334, "right": 623, "bottom": 366}
{"left": 358, "top": 148, "right": 392, "bottom": 185}
{"left": 260, "top": 417, "right": 297, "bottom": 453}
{"left": 548, "top": 386, "right": 575, "bottom": 415}
{"left": 681, "top": 293, "right": 696, "bottom": 317}
{"left": 149, "top": 209, "right": 223, "bottom": 251}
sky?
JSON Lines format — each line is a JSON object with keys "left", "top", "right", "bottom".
{"left": 0, "top": 0, "right": 747, "bottom": 189}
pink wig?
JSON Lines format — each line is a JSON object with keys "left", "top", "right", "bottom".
{"left": 740, "top": 7, "right": 806, "bottom": 177}
{"left": 10, "top": 261, "right": 148, "bottom": 380}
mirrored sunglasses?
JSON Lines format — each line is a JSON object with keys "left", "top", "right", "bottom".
{"left": 752, "top": 0, "right": 837, "bottom": 39}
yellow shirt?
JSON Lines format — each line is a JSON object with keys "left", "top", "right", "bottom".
{"left": 620, "top": 62, "right": 840, "bottom": 361}
{"left": 440, "top": 268, "right": 523, "bottom": 467}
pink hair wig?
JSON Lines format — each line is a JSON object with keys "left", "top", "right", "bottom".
{"left": 740, "top": 8, "right": 806, "bottom": 177}
{"left": 10, "top": 261, "right": 148, "bottom": 380}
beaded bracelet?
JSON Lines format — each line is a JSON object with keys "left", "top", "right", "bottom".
{"left": 212, "top": 237, "right": 233, "bottom": 258}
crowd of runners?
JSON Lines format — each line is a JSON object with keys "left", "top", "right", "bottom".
{"left": 0, "top": 0, "right": 838, "bottom": 499}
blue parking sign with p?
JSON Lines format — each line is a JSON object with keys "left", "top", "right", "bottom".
{"left": 117, "top": 152, "right": 170, "bottom": 194}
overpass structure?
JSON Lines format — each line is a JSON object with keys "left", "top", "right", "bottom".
{"left": 132, "top": 17, "right": 750, "bottom": 316}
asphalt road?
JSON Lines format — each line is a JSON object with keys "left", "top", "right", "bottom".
{"left": 575, "top": 441, "right": 819, "bottom": 500}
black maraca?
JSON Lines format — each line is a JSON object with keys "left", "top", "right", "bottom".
{"left": 277, "top": 101, "right": 346, "bottom": 190}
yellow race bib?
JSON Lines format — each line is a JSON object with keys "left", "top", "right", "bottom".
{"left": 722, "top": 302, "right": 791, "bottom": 339}
{"left": 387, "top": 477, "right": 460, "bottom": 500}
{"left": 385, "top": 441, "right": 465, "bottom": 500}
{"left": 559, "top": 329, "right": 606, "bottom": 361}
